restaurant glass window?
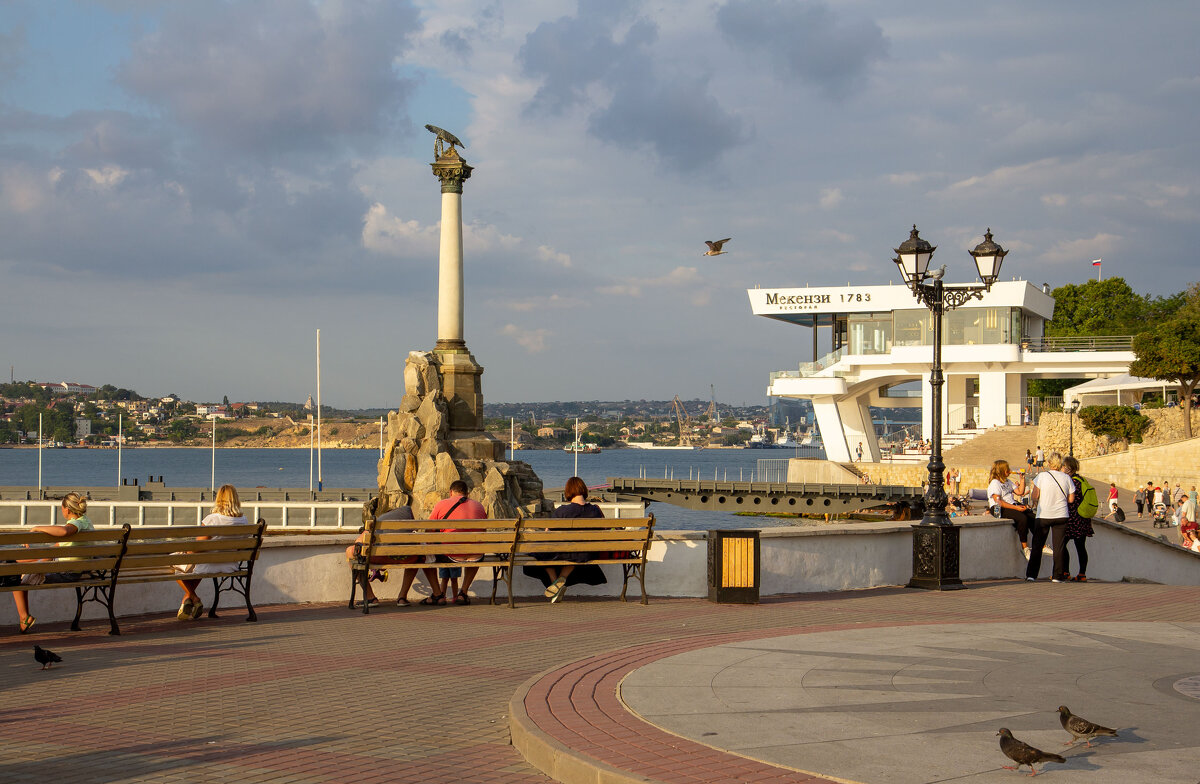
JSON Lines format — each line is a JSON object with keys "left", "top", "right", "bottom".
{"left": 848, "top": 312, "right": 892, "bottom": 355}
{"left": 893, "top": 309, "right": 931, "bottom": 346}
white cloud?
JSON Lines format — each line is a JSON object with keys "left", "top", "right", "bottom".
{"left": 818, "top": 187, "right": 843, "bottom": 208}
{"left": 83, "top": 165, "right": 130, "bottom": 189}
{"left": 361, "top": 202, "right": 439, "bottom": 256}
{"left": 1041, "top": 194, "right": 1068, "bottom": 207}
{"left": 1039, "top": 233, "right": 1121, "bottom": 265}
{"left": 501, "top": 323, "right": 549, "bottom": 353}
{"left": 536, "top": 244, "right": 572, "bottom": 267}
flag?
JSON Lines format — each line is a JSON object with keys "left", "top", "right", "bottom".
{"left": 1092, "top": 259, "right": 1102, "bottom": 267}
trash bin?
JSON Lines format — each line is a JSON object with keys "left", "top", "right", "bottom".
{"left": 707, "top": 529, "right": 760, "bottom": 604}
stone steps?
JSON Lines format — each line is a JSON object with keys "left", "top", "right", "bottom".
{"left": 942, "top": 425, "right": 1040, "bottom": 469}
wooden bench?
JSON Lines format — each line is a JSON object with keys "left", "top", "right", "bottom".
{"left": 114, "top": 521, "right": 267, "bottom": 631}
{"left": 349, "top": 514, "right": 656, "bottom": 609}
{"left": 510, "top": 515, "right": 655, "bottom": 605}
{"left": 0, "top": 525, "right": 132, "bottom": 635}
{"left": 350, "top": 517, "right": 524, "bottom": 612}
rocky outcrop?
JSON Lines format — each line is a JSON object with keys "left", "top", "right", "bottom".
{"left": 368, "top": 351, "right": 553, "bottom": 522}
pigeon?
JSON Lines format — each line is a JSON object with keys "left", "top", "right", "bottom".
{"left": 703, "top": 238, "right": 731, "bottom": 256}
{"left": 929, "top": 264, "right": 947, "bottom": 280}
{"left": 998, "top": 728, "right": 1065, "bottom": 776}
{"left": 1058, "top": 705, "right": 1118, "bottom": 747}
{"left": 34, "top": 645, "right": 62, "bottom": 670}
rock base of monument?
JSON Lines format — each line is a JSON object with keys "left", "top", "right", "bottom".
{"left": 370, "top": 350, "right": 553, "bottom": 522}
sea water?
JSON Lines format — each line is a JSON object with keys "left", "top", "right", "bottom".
{"left": 0, "top": 447, "right": 804, "bottom": 530}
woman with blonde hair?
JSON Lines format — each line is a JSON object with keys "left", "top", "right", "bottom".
{"left": 176, "top": 484, "right": 246, "bottom": 621}
{"left": 987, "top": 460, "right": 1031, "bottom": 558}
{"left": 1027, "top": 451, "right": 1074, "bottom": 582}
{"left": 9, "top": 491, "right": 94, "bottom": 633}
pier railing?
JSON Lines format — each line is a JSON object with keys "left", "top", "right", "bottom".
{"left": 0, "top": 499, "right": 366, "bottom": 529}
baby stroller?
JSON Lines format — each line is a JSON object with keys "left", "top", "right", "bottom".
{"left": 1152, "top": 502, "right": 1169, "bottom": 528}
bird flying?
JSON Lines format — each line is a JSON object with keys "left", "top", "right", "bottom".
{"left": 34, "top": 645, "right": 62, "bottom": 670}
{"left": 998, "top": 728, "right": 1065, "bottom": 776}
{"left": 703, "top": 238, "right": 731, "bottom": 256}
{"left": 1058, "top": 706, "right": 1118, "bottom": 747}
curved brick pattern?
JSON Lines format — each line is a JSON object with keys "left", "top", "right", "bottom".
{"left": 3, "top": 582, "right": 1200, "bottom": 783}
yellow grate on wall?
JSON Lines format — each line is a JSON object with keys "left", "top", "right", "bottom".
{"left": 721, "top": 536, "right": 756, "bottom": 588}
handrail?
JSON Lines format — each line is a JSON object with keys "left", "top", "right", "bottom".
{"left": 1022, "top": 335, "right": 1134, "bottom": 352}
{"left": 0, "top": 499, "right": 365, "bottom": 528}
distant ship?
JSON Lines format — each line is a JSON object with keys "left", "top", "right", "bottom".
{"left": 563, "top": 441, "right": 601, "bottom": 454}
{"left": 626, "top": 441, "right": 697, "bottom": 451}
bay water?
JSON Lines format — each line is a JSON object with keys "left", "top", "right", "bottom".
{"left": 0, "top": 447, "right": 802, "bottom": 530}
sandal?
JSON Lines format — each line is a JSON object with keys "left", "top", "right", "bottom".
{"left": 396, "top": 597, "right": 411, "bottom": 607}
{"left": 455, "top": 591, "right": 470, "bottom": 606}
{"left": 1073, "top": 575, "right": 1088, "bottom": 582}
{"left": 544, "top": 576, "right": 566, "bottom": 599}
{"left": 19, "top": 616, "right": 36, "bottom": 634}
{"left": 178, "top": 598, "right": 195, "bottom": 621}
{"left": 356, "top": 597, "right": 379, "bottom": 609}
{"left": 419, "top": 593, "right": 446, "bottom": 606}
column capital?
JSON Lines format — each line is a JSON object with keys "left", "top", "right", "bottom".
{"left": 431, "top": 150, "right": 473, "bottom": 193}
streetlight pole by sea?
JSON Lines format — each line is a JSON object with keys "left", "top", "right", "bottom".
{"left": 892, "top": 226, "right": 1007, "bottom": 590}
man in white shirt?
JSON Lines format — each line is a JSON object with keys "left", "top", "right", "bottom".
{"left": 1026, "top": 451, "right": 1073, "bottom": 582}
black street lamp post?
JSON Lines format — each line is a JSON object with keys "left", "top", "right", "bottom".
{"left": 893, "top": 226, "right": 1007, "bottom": 590}
{"left": 1066, "top": 400, "right": 1079, "bottom": 457}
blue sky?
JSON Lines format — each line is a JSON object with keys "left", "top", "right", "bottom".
{"left": 1, "top": 1, "right": 1197, "bottom": 408}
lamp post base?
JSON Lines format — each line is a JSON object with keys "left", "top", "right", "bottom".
{"left": 907, "top": 523, "right": 965, "bottom": 590}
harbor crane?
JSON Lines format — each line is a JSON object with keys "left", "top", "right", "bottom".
{"left": 672, "top": 396, "right": 695, "bottom": 447}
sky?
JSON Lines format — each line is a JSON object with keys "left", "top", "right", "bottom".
{"left": 0, "top": 0, "right": 1197, "bottom": 409}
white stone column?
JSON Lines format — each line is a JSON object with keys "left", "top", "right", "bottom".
{"left": 431, "top": 150, "right": 472, "bottom": 353}
{"left": 836, "top": 394, "right": 878, "bottom": 463}
{"left": 979, "top": 371, "right": 1008, "bottom": 429}
{"left": 437, "top": 190, "right": 464, "bottom": 347}
{"left": 812, "top": 397, "right": 851, "bottom": 463}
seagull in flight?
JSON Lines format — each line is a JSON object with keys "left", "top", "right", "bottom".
{"left": 703, "top": 238, "right": 731, "bottom": 256}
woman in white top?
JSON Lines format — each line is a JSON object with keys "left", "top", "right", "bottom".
{"left": 987, "top": 460, "right": 1031, "bottom": 557}
{"left": 176, "top": 484, "right": 247, "bottom": 621}
{"left": 1026, "top": 451, "right": 1074, "bottom": 582}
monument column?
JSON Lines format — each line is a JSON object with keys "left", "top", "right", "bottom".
{"left": 432, "top": 149, "right": 472, "bottom": 353}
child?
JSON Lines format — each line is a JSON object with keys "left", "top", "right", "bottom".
{"left": 439, "top": 566, "right": 463, "bottom": 604}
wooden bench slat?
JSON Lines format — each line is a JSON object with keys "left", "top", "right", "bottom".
{"left": 119, "top": 537, "right": 260, "bottom": 555}
{"left": 125, "top": 524, "right": 260, "bottom": 540}
{"left": 0, "top": 542, "right": 127, "bottom": 560}
{"left": 120, "top": 553, "right": 254, "bottom": 569}
{"left": 0, "top": 557, "right": 122, "bottom": 575}
{"left": 374, "top": 532, "right": 518, "bottom": 544}
{"left": 0, "top": 529, "right": 126, "bottom": 545}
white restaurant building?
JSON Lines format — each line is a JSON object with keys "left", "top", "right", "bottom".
{"left": 749, "top": 281, "right": 1134, "bottom": 464}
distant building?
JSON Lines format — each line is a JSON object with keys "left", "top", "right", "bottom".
{"left": 537, "top": 426, "right": 567, "bottom": 438}
{"left": 75, "top": 418, "right": 92, "bottom": 440}
{"left": 39, "top": 381, "right": 98, "bottom": 395}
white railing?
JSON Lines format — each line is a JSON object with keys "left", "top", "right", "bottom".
{"left": 0, "top": 499, "right": 366, "bottom": 529}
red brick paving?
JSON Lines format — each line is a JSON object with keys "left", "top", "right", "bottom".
{"left": 1, "top": 580, "right": 1199, "bottom": 783}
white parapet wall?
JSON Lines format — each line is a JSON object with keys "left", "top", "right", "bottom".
{"left": 3, "top": 517, "right": 1197, "bottom": 629}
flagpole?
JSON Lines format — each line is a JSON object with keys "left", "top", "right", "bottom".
{"left": 1093, "top": 258, "right": 1102, "bottom": 282}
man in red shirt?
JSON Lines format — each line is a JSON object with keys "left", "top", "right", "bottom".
{"left": 430, "top": 480, "right": 488, "bottom": 604}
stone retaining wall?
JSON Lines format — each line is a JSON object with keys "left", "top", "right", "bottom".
{"left": 7, "top": 518, "right": 1196, "bottom": 629}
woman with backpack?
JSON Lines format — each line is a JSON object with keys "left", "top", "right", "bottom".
{"left": 1061, "top": 456, "right": 1095, "bottom": 582}
{"left": 1026, "top": 451, "right": 1074, "bottom": 582}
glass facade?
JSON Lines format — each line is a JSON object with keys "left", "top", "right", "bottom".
{"left": 847, "top": 312, "right": 893, "bottom": 355}
{"left": 884, "top": 307, "right": 1019, "bottom": 348}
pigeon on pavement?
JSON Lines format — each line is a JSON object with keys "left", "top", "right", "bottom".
{"left": 998, "top": 727, "right": 1066, "bottom": 776}
{"left": 703, "top": 238, "right": 731, "bottom": 256}
{"left": 1058, "top": 705, "right": 1118, "bottom": 747}
{"left": 34, "top": 645, "right": 62, "bottom": 670}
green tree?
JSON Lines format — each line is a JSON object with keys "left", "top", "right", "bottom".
{"left": 1045, "top": 278, "right": 1149, "bottom": 336}
{"left": 1129, "top": 285, "right": 1200, "bottom": 439}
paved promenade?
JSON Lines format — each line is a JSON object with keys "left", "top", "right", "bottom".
{"left": 3, "top": 581, "right": 1199, "bottom": 784}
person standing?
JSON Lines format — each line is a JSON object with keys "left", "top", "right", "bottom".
{"left": 9, "top": 491, "right": 94, "bottom": 634}
{"left": 1061, "top": 457, "right": 1094, "bottom": 581}
{"left": 1102, "top": 483, "right": 1119, "bottom": 521}
{"left": 1035, "top": 446, "right": 1045, "bottom": 471}
{"left": 1179, "top": 496, "right": 1198, "bottom": 552}
{"left": 429, "top": 480, "right": 488, "bottom": 605}
{"left": 1134, "top": 486, "right": 1145, "bottom": 517}
{"left": 1023, "top": 406, "right": 1032, "bottom": 427}
{"left": 855, "top": 442, "right": 863, "bottom": 462}
{"left": 988, "top": 460, "right": 1031, "bottom": 559}
{"left": 1026, "top": 452, "right": 1073, "bottom": 582}
{"left": 1173, "top": 483, "right": 1186, "bottom": 510}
